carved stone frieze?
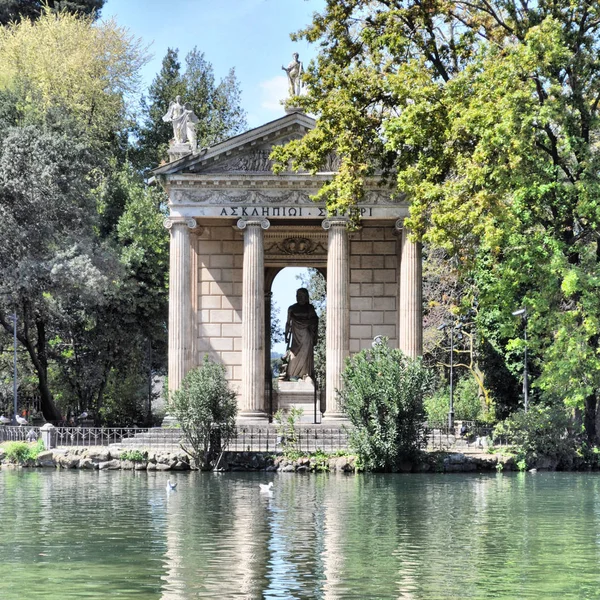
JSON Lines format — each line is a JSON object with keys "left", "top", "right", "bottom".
{"left": 264, "top": 227, "right": 327, "bottom": 258}
{"left": 265, "top": 236, "right": 326, "bottom": 256}
{"left": 172, "top": 189, "right": 313, "bottom": 205}
{"left": 171, "top": 187, "right": 399, "bottom": 205}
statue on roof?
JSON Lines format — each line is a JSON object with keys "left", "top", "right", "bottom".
{"left": 282, "top": 52, "right": 303, "bottom": 97}
{"left": 162, "top": 96, "right": 199, "bottom": 150}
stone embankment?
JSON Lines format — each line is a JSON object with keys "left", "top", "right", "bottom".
{"left": 0, "top": 445, "right": 546, "bottom": 472}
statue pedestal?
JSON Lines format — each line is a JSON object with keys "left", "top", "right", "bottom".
{"left": 168, "top": 142, "right": 193, "bottom": 162}
{"left": 276, "top": 379, "right": 320, "bottom": 423}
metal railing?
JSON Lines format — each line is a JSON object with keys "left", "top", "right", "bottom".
{"left": 1, "top": 423, "right": 505, "bottom": 454}
{"left": 229, "top": 426, "right": 349, "bottom": 453}
{"left": 0, "top": 425, "right": 350, "bottom": 453}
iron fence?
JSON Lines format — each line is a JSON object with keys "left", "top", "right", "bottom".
{"left": 0, "top": 425, "right": 350, "bottom": 453}
{"left": 0, "top": 423, "right": 506, "bottom": 454}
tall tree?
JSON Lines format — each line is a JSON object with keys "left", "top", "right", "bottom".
{"left": 136, "top": 47, "right": 247, "bottom": 172}
{"left": 0, "top": 9, "right": 146, "bottom": 145}
{"left": 272, "top": 1, "right": 600, "bottom": 441}
{"left": 0, "top": 10, "right": 148, "bottom": 421}
{"left": 0, "top": 0, "right": 104, "bottom": 24}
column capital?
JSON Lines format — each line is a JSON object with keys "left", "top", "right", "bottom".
{"left": 237, "top": 218, "right": 270, "bottom": 231}
{"left": 322, "top": 217, "right": 349, "bottom": 230}
{"left": 163, "top": 216, "right": 202, "bottom": 233}
{"left": 394, "top": 218, "right": 404, "bottom": 232}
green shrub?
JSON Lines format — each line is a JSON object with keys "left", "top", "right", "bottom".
{"left": 274, "top": 407, "right": 303, "bottom": 459}
{"left": 119, "top": 450, "right": 146, "bottom": 462}
{"left": 340, "top": 339, "right": 434, "bottom": 471}
{"left": 493, "top": 404, "right": 575, "bottom": 466}
{"left": 3, "top": 439, "right": 44, "bottom": 463}
{"left": 424, "top": 376, "right": 486, "bottom": 426}
{"left": 170, "top": 356, "right": 238, "bottom": 470}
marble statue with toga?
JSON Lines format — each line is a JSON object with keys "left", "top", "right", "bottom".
{"left": 162, "top": 96, "right": 199, "bottom": 152}
{"left": 280, "top": 288, "right": 319, "bottom": 381}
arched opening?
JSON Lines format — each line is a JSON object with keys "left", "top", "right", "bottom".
{"left": 266, "top": 267, "right": 327, "bottom": 421}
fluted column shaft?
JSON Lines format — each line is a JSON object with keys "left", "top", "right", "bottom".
{"left": 398, "top": 223, "right": 423, "bottom": 357}
{"left": 238, "top": 218, "right": 270, "bottom": 417}
{"left": 165, "top": 217, "right": 197, "bottom": 394}
{"left": 323, "top": 218, "right": 349, "bottom": 419}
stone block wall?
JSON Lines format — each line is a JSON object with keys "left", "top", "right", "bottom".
{"left": 196, "top": 224, "right": 243, "bottom": 391}
{"left": 193, "top": 221, "right": 400, "bottom": 395}
{"left": 349, "top": 225, "right": 399, "bottom": 352}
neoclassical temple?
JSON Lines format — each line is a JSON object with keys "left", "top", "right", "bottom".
{"left": 154, "top": 109, "right": 422, "bottom": 421}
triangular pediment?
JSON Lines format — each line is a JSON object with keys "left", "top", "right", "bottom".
{"left": 152, "top": 111, "right": 317, "bottom": 177}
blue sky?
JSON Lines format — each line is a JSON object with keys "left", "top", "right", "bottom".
{"left": 101, "top": 0, "right": 325, "bottom": 353}
{"left": 102, "top": 0, "right": 325, "bottom": 128}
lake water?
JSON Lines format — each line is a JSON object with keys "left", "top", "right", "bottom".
{"left": 1, "top": 469, "right": 600, "bottom": 599}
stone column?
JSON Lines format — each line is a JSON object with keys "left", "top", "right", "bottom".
{"left": 397, "top": 220, "right": 423, "bottom": 357}
{"left": 322, "top": 218, "right": 350, "bottom": 420}
{"left": 164, "top": 217, "right": 199, "bottom": 395}
{"left": 238, "top": 218, "right": 270, "bottom": 418}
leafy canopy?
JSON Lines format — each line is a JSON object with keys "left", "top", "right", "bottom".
{"left": 275, "top": 1, "right": 600, "bottom": 439}
{"left": 0, "top": 8, "right": 147, "bottom": 142}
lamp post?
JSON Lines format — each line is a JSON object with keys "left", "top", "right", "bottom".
{"left": 512, "top": 307, "right": 528, "bottom": 412}
{"left": 7, "top": 313, "right": 17, "bottom": 424}
{"left": 438, "top": 322, "right": 458, "bottom": 429}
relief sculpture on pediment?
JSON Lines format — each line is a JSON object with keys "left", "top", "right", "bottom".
{"left": 221, "top": 149, "right": 273, "bottom": 172}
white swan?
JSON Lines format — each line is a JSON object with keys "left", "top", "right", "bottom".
{"left": 166, "top": 479, "right": 177, "bottom": 492}
{"left": 0, "top": 415, "right": 10, "bottom": 425}
{"left": 259, "top": 482, "right": 274, "bottom": 493}
{"left": 16, "top": 415, "right": 28, "bottom": 426}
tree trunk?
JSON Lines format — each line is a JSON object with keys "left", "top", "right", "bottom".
{"left": 584, "top": 393, "right": 598, "bottom": 445}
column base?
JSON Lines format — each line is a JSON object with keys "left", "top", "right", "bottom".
{"left": 161, "top": 413, "right": 179, "bottom": 427}
{"left": 321, "top": 412, "right": 350, "bottom": 424}
{"left": 237, "top": 411, "right": 269, "bottom": 425}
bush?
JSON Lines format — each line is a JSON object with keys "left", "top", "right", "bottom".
{"left": 169, "top": 356, "right": 238, "bottom": 470}
{"left": 119, "top": 450, "right": 146, "bottom": 462}
{"left": 425, "top": 376, "right": 486, "bottom": 426}
{"left": 274, "top": 407, "right": 303, "bottom": 459}
{"left": 493, "top": 404, "right": 575, "bottom": 466}
{"left": 3, "top": 439, "right": 44, "bottom": 463}
{"left": 340, "top": 340, "right": 434, "bottom": 471}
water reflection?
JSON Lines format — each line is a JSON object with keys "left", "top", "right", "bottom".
{"left": 1, "top": 470, "right": 600, "bottom": 599}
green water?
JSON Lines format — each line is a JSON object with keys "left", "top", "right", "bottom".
{"left": 1, "top": 470, "right": 599, "bottom": 599}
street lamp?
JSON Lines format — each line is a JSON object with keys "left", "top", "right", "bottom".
{"left": 438, "top": 322, "right": 462, "bottom": 429}
{"left": 7, "top": 313, "right": 17, "bottom": 424}
{"left": 512, "top": 307, "right": 528, "bottom": 412}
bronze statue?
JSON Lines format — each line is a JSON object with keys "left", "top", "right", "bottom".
{"left": 281, "top": 288, "right": 318, "bottom": 381}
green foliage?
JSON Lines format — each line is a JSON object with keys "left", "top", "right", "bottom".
{"left": 494, "top": 404, "right": 575, "bottom": 466}
{"left": 170, "top": 356, "right": 238, "bottom": 470}
{"left": 0, "top": 1, "right": 105, "bottom": 25}
{"left": 424, "top": 376, "right": 488, "bottom": 426}
{"left": 119, "top": 449, "right": 145, "bottom": 463}
{"left": 276, "top": 1, "right": 600, "bottom": 440}
{"left": 340, "top": 339, "right": 434, "bottom": 471}
{"left": 3, "top": 439, "right": 43, "bottom": 463}
{"left": 311, "top": 449, "right": 329, "bottom": 472}
{"left": 0, "top": 9, "right": 147, "bottom": 145}
{"left": 274, "top": 406, "right": 303, "bottom": 459}
{"left": 135, "top": 47, "right": 246, "bottom": 172}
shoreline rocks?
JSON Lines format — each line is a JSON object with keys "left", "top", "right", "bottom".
{"left": 0, "top": 446, "right": 578, "bottom": 473}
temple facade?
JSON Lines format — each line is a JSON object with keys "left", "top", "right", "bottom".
{"left": 154, "top": 111, "right": 422, "bottom": 421}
